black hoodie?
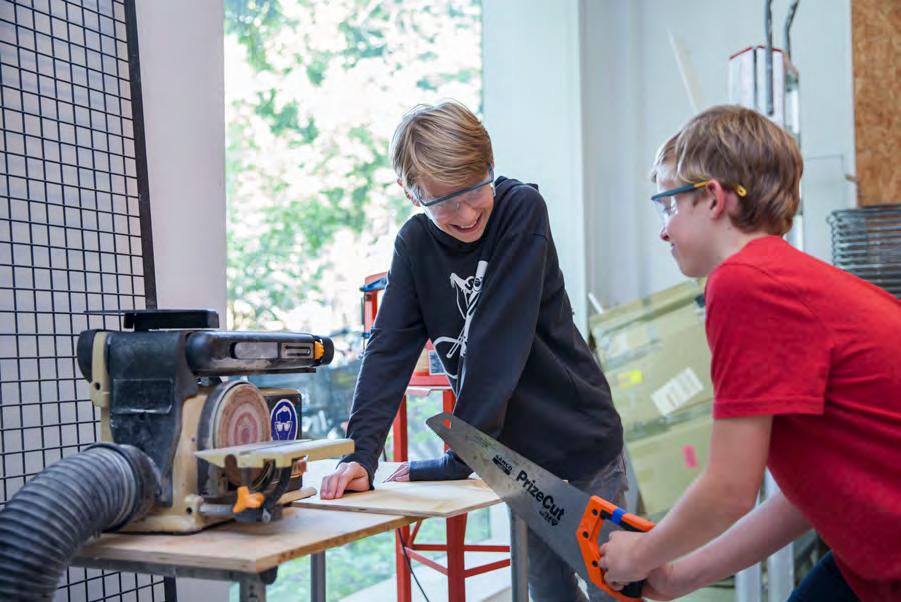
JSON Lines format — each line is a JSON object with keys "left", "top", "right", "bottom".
{"left": 342, "top": 176, "right": 623, "bottom": 483}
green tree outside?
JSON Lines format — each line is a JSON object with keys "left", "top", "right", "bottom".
{"left": 225, "top": 0, "right": 482, "bottom": 334}
{"left": 225, "top": 2, "right": 486, "bottom": 600}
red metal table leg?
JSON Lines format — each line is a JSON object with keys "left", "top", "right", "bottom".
{"left": 442, "top": 389, "right": 455, "bottom": 414}
{"left": 393, "top": 396, "right": 411, "bottom": 602}
{"left": 392, "top": 395, "right": 409, "bottom": 463}
{"left": 443, "top": 389, "right": 466, "bottom": 601}
{"left": 446, "top": 514, "right": 468, "bottom": 602}
{"left": 395, "top": 525, "right": 413, "bottom": 602}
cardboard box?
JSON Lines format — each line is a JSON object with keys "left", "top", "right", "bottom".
{"left": 591, "top": 280, "right": 712, "bottom": 434}
{"left": 591, "top": 281, "right": 715, "bottom": 516}
{"left": 627, "top": 410, "right": 712, "bottom": 517}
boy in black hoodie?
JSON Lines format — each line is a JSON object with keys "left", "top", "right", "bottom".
{"left": 320, "top": 100, "right": 626, "bottom": 602}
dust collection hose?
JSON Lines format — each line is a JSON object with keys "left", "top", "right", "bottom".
{"left": 0, "top": 443, "right": 159, "bottom": 601}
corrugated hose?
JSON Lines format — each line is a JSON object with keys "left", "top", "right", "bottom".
{"left": 0, "top": 443, "right": 158, "bottom": 601}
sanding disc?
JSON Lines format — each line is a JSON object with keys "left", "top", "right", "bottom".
{"left": 212, "top": 382, "right": 271, "bottom": 448}
{"left": 205, "top": 382, "right": 272, "bottom": 487}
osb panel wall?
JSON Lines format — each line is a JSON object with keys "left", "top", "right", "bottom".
{"left": 851, "top": 0, "right": 901, "bottom": 206}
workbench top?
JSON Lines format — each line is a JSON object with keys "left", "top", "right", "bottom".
{"left": 75, "top": 508, "right": 410, "bottom": 574}
{"left": 74, "top": 461, "right": 504, "bottom": 576}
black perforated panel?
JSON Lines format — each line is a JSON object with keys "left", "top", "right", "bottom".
{"left": 0, "top": 0, "right": 161, "bottom": 599}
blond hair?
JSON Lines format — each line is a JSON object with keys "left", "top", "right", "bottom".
{"left": 651, "top": 105, "right": 803, "bottom": 235}
{"left": 390, "top": 100, "right": 493, "bottom": 196}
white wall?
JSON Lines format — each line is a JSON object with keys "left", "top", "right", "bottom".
{"left": 485, "top": 0, "right": 856, "bottom": 314}
{"left": 134, "top": 1, "right": 227, "bottom": 599}
{"left": 137, "top": 0, "right": 227, "bottom": 320}
{"left": 582, "top": 0, "right": 856, "bottom": 308}
{"left": 482, "top": 0, "right": 589, "bottom": 331}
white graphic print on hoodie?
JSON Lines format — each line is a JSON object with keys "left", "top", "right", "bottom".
{"left": 432, "top": 260, "right": 488, "bottom": 381}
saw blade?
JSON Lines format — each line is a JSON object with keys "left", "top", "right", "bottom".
{"left": 426, "top": 412, "right": 594, "bottom": 582}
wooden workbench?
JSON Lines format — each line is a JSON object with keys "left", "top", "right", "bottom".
{"left": 72, "top": 465, "right": 528, "bottom": 602}
{"left": 73, "top": 507, "right": 412, "bottom": 602}
{"left": 76, "top": 507, "right": 410, "bottom": 574}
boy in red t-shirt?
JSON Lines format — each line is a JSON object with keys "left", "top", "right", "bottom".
{"left": 600, "top": 105, "right": 901, "bottom": 601}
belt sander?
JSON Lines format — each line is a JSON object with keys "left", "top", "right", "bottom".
{"left": 76, "top": 308, "right": 353, "bottom": 533}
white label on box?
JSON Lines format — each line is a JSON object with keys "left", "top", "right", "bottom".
{"left": 651, "top": 368, "right": 704, "bottom": 416}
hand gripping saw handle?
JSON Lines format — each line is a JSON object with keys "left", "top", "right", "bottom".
{"left": 579, "top": 495, "right": 655, "bottom": 601}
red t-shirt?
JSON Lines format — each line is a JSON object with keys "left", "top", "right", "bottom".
{"left": 706, "top": 236, "right": 901, "bottom": 601}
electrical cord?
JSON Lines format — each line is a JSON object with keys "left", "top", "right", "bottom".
{"left": 397, "top": 528, "right": 432, "bottom": 602}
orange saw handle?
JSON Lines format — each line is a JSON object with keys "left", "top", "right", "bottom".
{"left": 577, "top": 495, "right": 656, "bottom": 602}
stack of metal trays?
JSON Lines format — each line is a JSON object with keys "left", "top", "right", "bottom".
{"left": 828, "top": 205, "right": 901, "bottom": 298}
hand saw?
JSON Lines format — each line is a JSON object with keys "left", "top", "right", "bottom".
{"left": 427, "top": 412, "right": 655, "bottom": 602}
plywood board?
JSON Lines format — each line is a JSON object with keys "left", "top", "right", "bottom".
{"left": 293, "top": 460, "right": 501, "bottom": 518}
{"left": 75, "top": 508, "right": 410, "bottom": 574}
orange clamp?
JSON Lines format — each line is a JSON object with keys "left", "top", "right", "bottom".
{"left": 577, "top": 495, "right": 655, "bottom": 602}
{"left": 233, "top": 485, "right": 265, "bottom": 514}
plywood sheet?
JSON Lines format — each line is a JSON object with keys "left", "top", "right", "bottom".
{"left": 294, "top": 460, "right": 501, "bottom": 518}
{"left": 75, "top": 508, "right": 410, "bottom": 574}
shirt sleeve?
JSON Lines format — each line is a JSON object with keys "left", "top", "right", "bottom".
{"left": 410, "top": 187, "right": 549, "bottom": 481}
{"left": 342, "top": 236, "right": 427, "bottom": 484}
{"left": 706, "top": 262, "right": 833, "bottom": 419}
